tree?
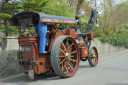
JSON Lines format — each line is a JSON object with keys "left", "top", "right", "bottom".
{"left": 22, "top": 0, "right": 49, "bottom": 12}
{"left": 43, "top": 0, "right": 74, "bottom": 17}
{"left": 76, "top": 0, "right": 84, "bottom": 16}
{"left": 66, "top": 0, "right": 93, "bottom": 16}
{"left": 98, "top": 0, "right": 128, "bottom": 36}
{"left": 0, "top": 0, "right": 22, "bottom": 36}
{"left": 0, "top": 0, "right": 95, "bottom": 36}
{"left": 22, "top": 0, "right": 74, "bottom": 17}
{"left": 0, "top": 0, "right": 75, "bottom": 35}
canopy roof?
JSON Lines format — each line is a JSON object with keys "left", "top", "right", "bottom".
{"left": 10, "top": 12, "right": 76, "bottom": 26}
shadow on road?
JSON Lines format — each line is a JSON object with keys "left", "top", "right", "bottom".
{"left": 0, "top": 65, "right": 91, "bottom": 84}
{"left": 0, "top": 72, "right": 69, "bottom": 84}
{"left": 0, "top": 63, "right": 91, "bottom": 85}
{"left": 79, "top": 65, "right": 91, "bottom": 68}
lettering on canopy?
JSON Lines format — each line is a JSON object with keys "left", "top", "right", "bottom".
{"left": 40, "top": 18, "right": 76, "bottom": 24}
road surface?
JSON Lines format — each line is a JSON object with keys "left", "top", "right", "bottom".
{"left": 0, "top": 49, "right": 128, "bottom": 85}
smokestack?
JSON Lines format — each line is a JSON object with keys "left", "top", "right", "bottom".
{"left": 75, "top": 16, "right": 81, "bottom": 28}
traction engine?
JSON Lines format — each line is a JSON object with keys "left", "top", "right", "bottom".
{"left": 10, "top": 9, "right": 98, "bottom": 79}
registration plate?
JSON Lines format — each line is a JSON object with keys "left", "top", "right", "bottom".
{"left": 22, "top": 48, "right": 30, "bottom": 51}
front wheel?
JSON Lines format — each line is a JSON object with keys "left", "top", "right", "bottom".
{"left": 88, "top": 46, "right": 98, "bottom": 67}
{"left": 50, "top": 36, "right": 80, "bottom": 77}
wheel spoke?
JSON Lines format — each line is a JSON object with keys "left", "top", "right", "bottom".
{"left": 59, "top": 51, "right": 65, "bottom": 55}
{"left": 93, "top": 52, "right": 96, "bottom": 55}
{"left": 60, "top": 59, "right": 65, "bottom": 65}
{"left": 66, "top": 39, "right": 69, "bottom": 49}
{"left": 61, "top": 62, "right": 64, "bottom": 72}
{"left": 70, "top": 50, "right": 77, "bottom": 55}
{"left": 92, "top": 49, "right": 94, "bottom": 54}
{"left": 69, "top": 43, "right": 73, "bottom": 49}
{"left": 65, "top": 64, "right": 68, "bottom": 73}
{"left": 63, "top": 62, "right": 66, "bottom": 72}
{"left": 69, "top": 47, "right": 72, "bottom": 53}
{"left": 66, "top": 39, "right": 69, "bottom": 46}
{"left": 92, "top": 58, "right": 95, "bottom": 64}
{"left": 94, "top": 57, "right": 96, "bottom": 61}
{"left": 91, "top": 59, "right": 94, "bottom": 63}
{"left": 69, "top": 60, "right": 73, "bottom": 66}
{"left": 92, "top": 49, "right": 94, "bottom": 53}
{"left": 94, "top": 57, "right": 97, "bottom": 61}
{"left": 68, "top": 43, "right": 73, "bottom": 52}
{"left": 62, "top": 42, "right": 66, "bottom": 51}
{"left": 91, "top": 53, "right": 93, "bottom": 57}
{"left": 59, "top": 48, "right": 65, "bottom": 54}
{"left": 68, "top": 63, "right": 73, "bottom": 69}
{"left": 59, "top": 55, "right": 65, "bottom": 57}
{"left": 70, "top": 59, "right": 76, "bottom": 62}
{"left": 59, "top": 58, "right": 62, "bottom": 62}
{"left": 71, "top": 56, "right": 74, "bottom": 58}
{"left": 91, "top": 55, "right": 96, "bottom": 64}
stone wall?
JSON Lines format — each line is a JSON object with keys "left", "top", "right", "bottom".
{"left": 91, "top": 38, "right": 125, "bottom": 56}
{"left": 0, "top": 34, "right": 125, "bottom": 78}
{"left": 0, "top": 34, "right": 22, "bottom": 78}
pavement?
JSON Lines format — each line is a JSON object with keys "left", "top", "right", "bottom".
{"left": 0, "top": 49, "right": 128, "bottom": 85}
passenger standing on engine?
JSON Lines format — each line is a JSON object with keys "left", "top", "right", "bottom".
{"left": 36, "top": 20, "right": 49, "bottom": 53}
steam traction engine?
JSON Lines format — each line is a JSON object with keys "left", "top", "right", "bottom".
{"left": 10, "top": 9, "right": 98, "bottom": 79}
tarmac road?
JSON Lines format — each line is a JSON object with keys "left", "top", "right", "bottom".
{"left": 0, "top": 49, "right": 128, "bottom": 85}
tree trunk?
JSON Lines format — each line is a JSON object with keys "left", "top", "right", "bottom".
{"left": 4, "top": 18, "right": 8, "bottom": 36}
{"left": 75, "top": 0, "right": 84, "bottom": 28}
{"left": 76, "top": 0, "right": 84, "bottom": 17}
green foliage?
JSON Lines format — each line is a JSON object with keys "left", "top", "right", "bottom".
{"left": 22, "top": 0, "right": 49, "bottom": 12}
{"left": 102, "top": 28, "right": 113, "bottom": 37}
{"left": 93, "top": 26, "right": 103, "bottom": 37}
{"left": 80, "top": 15, "right": 89, "bottom": 33}
{"left": 20, "top": 0, "right": 75, "bottom": 35}
{"left": 98, "top": 0, "right": 128, "bottom": 37}
{"left": 99, "top": 29, "right": 128, "bottom": 48}
{"left": 22, "top": 0, "right": 74, "bottom": 17}
{"left": 124, "top": 25, "right": 128, "bottom": 29}
{"left": 0, "top": 26, "right": 19, "bottom": 35}
{"left": 42, "top": 0, "right": 74, "bottom": 17}
{"left": 0, "top": 0, "right": 75, "bottom": 35}
{"left": 0, "top": 0, "right": 23, "bottom": 35}
{"left": 0, "top": 13, "right": 12, "bottom": 18}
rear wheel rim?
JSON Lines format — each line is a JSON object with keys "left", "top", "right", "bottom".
{"left": 59, "top": 37, "right": 79, "bottom": 76}
{"left": 91, "top": 47, "right": 98, "bottom": 66}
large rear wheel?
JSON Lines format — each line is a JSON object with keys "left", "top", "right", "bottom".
{"left": 51, "top": 36, "right": 80, "bottom": 77}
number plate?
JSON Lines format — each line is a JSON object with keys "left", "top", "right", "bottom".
{"left": 22, "top": 48, "right": 30, "bottom": 51}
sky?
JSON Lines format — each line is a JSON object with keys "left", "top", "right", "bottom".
{"left": 97, "top": 0, "right": 128, "bottom": 5}
{"left": 96, "top": 0, "right": 128, "bottom": 13}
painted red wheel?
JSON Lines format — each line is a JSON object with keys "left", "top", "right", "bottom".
{"left": 51, "top": 36, "right": 80, "bottom": 77}
{"left": 88, "top": 46, "right": 98, "bottom": 67}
